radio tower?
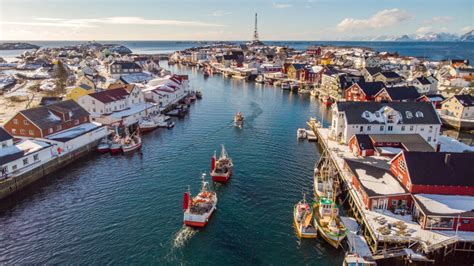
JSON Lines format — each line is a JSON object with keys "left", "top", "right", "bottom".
{"left": 253, "top": 13, "right": 259, "bottom": 42}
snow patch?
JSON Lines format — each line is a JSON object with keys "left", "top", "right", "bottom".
{"left": 355, "top": 168, "right": 406, "bottom": 195}
{"left": 414, "top": 194, "right": 474, "bottom": 214}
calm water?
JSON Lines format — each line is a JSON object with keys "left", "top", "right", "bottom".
{"left": 1, "top": 41, "right": 473, "bottom": 63}
{"left": 0, "top": 63, "right": 343, "bottom": 264}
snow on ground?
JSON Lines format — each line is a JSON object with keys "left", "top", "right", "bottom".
{"left": 439, "top": 135, "right": 474, "bottom": 152}
{"left": 341, "top": 216, "right": 373, "bottom": 258}
{"left": 414, "top": 194, "right": 474, "bottom": 214}
{"left": 40, "top": 79, "right": 57, "bottom": 91}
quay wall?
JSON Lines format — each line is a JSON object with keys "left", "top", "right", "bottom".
{"left": 0, "top": 139, "right": 100, "bottom": 200}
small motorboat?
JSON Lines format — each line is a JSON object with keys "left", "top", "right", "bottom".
{"left": 234, "top": 112, "right": 244, "bottom": 128}
{"left": 139, "top": 118, "right": 159, "bottom": 133}
{"left": 183, "top": 173, "right": 217, "bottom": 227}
{"left": 281, "top": 82, "right": 290, "bottom": 90}
{"left": 195, "top": 91, "right": 203, "bottom": 99}
{"left": 294, "top": 193, "right": 318, "bottom": 238}
{"left": 121, "top": 131, "right": 142, "bottom": 154}
{"left": 97, "top": 138, "right": 110, "bottom": 153}
{"left": 210, "top": 145, "right": 233, "bottom": 183}
{"left": 297, "top": 128, "right": 307, "bottom": 140}
{"left": 255, "top": 75, "right": 264, "bottom": 84}
{"left": 166, "top": 121, "right": 175, "bottom": 129}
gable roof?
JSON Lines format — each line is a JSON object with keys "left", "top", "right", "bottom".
{"left": 335, "top": 101, "right": 441, "bottom": 125}
{"left": 88, "top": 88, "right": 129, "bottom": 104}
{"left": 353, "top": 134, "right": 374, "bottom": 150}
{"left": 110, "top": 61, "right": 141, "bottom": 69}
{"left": 402, "top": 151, "right": 474, "bottom": 187}
{"left": 376, "top": 71, "right": 401, "bottom": 79}
{"left": 453, "top": 94, "right": 474, "bottom": 107}
{"left": 416, "top": 76, "right": 431, "bottom": 85}
{"left": 364, "top": 67, "right": 382, "bottom": 76}
{"left": 0, "top": 127, "right": 13, "bottom": 142}
{"left": 352, "top": 82, "right": 386, "bottom": 97}
{"left": 19, "top": 100, "right": 89, "bottom": 131}
{"left": 369, "top": 134, "right": 434, "bottom": 152}
{"left": 380, "top": 86, "right": 421, "bottom": 101}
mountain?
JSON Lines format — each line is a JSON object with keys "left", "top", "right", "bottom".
{"left": 414, "top": 32, "right": 459, "bottom": 41}
{"left": 460, "top": 30, "right": 474, "bottom": 41}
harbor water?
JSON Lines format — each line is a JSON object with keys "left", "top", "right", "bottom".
{"left": 0, "top": 63, "right": 344, "bottom": 264}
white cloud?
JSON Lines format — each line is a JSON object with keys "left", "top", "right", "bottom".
{"left": 272, "top": 3, "right": 292, "bottom": 9}
{"left": 336, "top": 8, "right": 413, "bottom": 32}
{"left": 211, "top": 10, "right": 232, "bottom": 17}
{"left": 1, "top": 16, "right": 225, "bottom": 29}
{"left": 416, "top": 26, "right": 432, "bottom": 33}
{"left": 425, "top": 16, "right": 453, "bottom": 24}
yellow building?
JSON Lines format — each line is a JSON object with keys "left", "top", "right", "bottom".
{"left": 65, "top": 76, "right": 96, "bottom": 102}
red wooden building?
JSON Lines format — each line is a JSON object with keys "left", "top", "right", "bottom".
{"left": 348, "top": 134, "right": 434, "bottom": 157}
{"left": 345, "top": 82, "right": 386, "bottom": 102}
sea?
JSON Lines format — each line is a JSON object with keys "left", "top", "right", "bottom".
{"left": 0, "top": 42, "right": 473, "bottom": 264}
{"left": 1, "top": 41, "right": 474, "bottom": 63}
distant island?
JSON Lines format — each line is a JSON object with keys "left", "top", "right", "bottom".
{"left": 0, "top": 42, "right": 40, "bottom": 50}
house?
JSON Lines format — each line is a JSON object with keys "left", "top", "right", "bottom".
{"left": 344, "top": 159, "right": 412, "bottom": 211}
{"left": 411, "top": 76, "right": 433, "bottom": 94}
{"left": 143, "top": 75, "right": 188, "bottom": 109}
{"left": 362, "top": 67, "right": 382, "bottom": 82}
{"left": 286, "top": 64, "right": 307, "bottom": 80}
{"left": 320, "top": 52, "right": 334, "bottom": 65}
{"left": 339, "top": 74, "right": 365, "bottom": 98}
{"left": 0, "top": 137, "right": 54, "bottom": 180}
{"left": 306, "top": 46, "right": 321, "bottom": 56}
{"left": 374, "top": 86, "right": 421, "bottom": 102}
{"left": 299, "top": 65, "right": 322, "bottom": 83}
{"left": 3, "top": 100, "right": 90, "bottom": 138}
{"left": 0, "top": 128, "right": 13, "bottom": 149}
{"left": 390, "top": 151, "right": 474, "bottom": 196}
{"left": 78, "top": 86, "right": 155, "bottom": 126}
{"left": 348, "top": 134, "right": 435, "bottom": 157}
{"left": 345, "top": 82, "right": 386, "bottom": 102}
{"left": 330, "top": 102, "right": 442, "bottom": 146}
{"left": 416, "top": 94, "right": 445, "bottom": 109}
{"left": 64, "top": 76, "right": 97, "bottom": 102}
{"left": 373, "top": 71, "right": 402, "bottom": 86}
{"left": 109, "top": 61, "right": 142, "bottom": 76}
{"left": 439, "top": 94, "right": 474, "bottom": 130}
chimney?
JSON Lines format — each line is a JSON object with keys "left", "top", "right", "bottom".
{"left": 445, "top": 153, "right": 451, "bottom": 165}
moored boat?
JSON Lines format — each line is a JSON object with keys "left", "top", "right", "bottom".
{"left": 97, "top": 138, "right": 110, "bottom": 153}
{"left": 297, "top": 128, "right": 307, "bottom": 140}
{"left": 183, "top": 173, "right": 217, "bottom": 227}
{"left": 281, "top": 82, "right": 290, "bottom": 90}
{"left": 343, "top": 252, "right": 377, "bottom": 266}
{"left": 313, "top": 196, "right": 348, "bottom": 248}
{"left": 234, "top": 112, "right": 244, "bottom": 128}
{"left": 122, "top": 131, "right": 142, "bottom": 154}
{"left": 139, "top": 118, "right": 159, "bottom": 133}
{"left": 110, "top": 135, "right": 122, "bottom": 155}
{"left": 195, "top": 91, "right": 203, "bottom": 99}
{"left": 210, "top": 145, "right": 233, "bottom": 183}
{"left": 293, "top": 193, "right": 318, "bottom": 238}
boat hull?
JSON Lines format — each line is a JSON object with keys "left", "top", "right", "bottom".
{"left": 210, "top": 171, "right": 232, "bottom": 183}
{"left": 140, "top": 125, "right": 158, "bottom": 133}
{"left": 110, "top": 146, "right": 122, "bottom": 155}
{"left": 97, "top": 145, "right": 110, "bottom": 153}
{"left": 122, "top": 143, "right": 142, "bottom": 153}
{"left": 183, "top": 204, "right": 216, "bottom": 228}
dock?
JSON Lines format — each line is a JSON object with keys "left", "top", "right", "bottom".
{"left": 309, "top": 122, "right": 474, "bottom": 261}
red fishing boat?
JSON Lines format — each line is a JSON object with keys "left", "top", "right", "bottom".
{"left": 183, "top": 173, "right": 217, "bottom": 227}
{"left": 110, "top": 135, "right": 122, "bottom": 155}
{"left": 210, "top": 145, "right": 233, "bottom": 183}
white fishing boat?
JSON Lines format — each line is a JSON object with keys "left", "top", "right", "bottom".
{"left": 121, "top": 130, "right": 142, "bottom": 154}
{"left": 97, "top": 138, "right": 110, "bottom": 153}
{"left": 139, "top": 118, "right": 159, "bottom": 133}
{"left": 234, "top": 112, "right": 244, "bottom": 128}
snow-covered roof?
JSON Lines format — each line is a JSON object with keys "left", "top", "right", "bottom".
{"left": 108, "top": 102, "right": 155, "bottom": 119}
{"left": 46, "top": 122, "right": 101, "bottom": 141}
{"left": 414, "top": 194, "right": 474, "bottom": 216}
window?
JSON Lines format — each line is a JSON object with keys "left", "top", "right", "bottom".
{"left": 420, "top": 127, "right": 424, "bottom": 131}
{"left": 360, "top": 126, "right": 363, "bottom": 132}
{"left": 12, "top": 165, "right": 17, "bottom": 171}
{"left": 49, "top": 128, "right": 53, "bottom": 134}
{"left": 23, "top": 158, "right": 28, "bottom": 166}
{"left": 367, "top": 126, "right": 371, "bottom": 131}
{"left": 363, "top": 111, "right": 370, "bottom": 118}
{"left": 391, "top": 199, "right": 399, "bottom": 207}
{"left": 33, "top": 154, "right": 39, "bottom": 161}
{"left": 401, "top": 125, "right": 405, "bottom": 131}
{"left": 409, "top": 126, "right": 414, "bottom": 131}
{"left": 57, "top": 125, "right": 62, "bottom": 131}
{"left": 74, "top": 119, "right": 79, "bottom": 125}
{"left": 388, "top": 126, "right": 393, "bottom": 131}
{"left": 13, "top": 119, "right": 18, "bottom": 125}
{"left": 415, "top": 111, "right": 424, "bottom": 118}
{"left": 23, "top": 120, "right": 29, "bottom": 125}
{"left": 428, "top": 136, "right": 432, "bottom": 142}
{"left": 398, "top": 159, "right": 406, "bottom": 172}
{"left": 405, "top": 111, "right": 413, "bottom": 119}
{"left": 20, "top": 129, "right": 25, "bottom": 135}
{"left": 29, "top": 130, "right": 34, "bottom": 136}
{"left": 92, "top": 100, "right": 95, "bottom": 105}
{"left": 380, "top": 126, "right": 384, "bottom": 131}
{"left": 12, "top": 129, "right": 16, "bottom": 134}
{"left": 426, "top": 217, "right": 453, "bottom": 229}
{"left": 375, "top": 112, "right": 380, "bottom": 118}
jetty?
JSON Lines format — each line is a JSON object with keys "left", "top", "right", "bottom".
{"left": 308, "top": 120, "right": 474, "bottom": 262}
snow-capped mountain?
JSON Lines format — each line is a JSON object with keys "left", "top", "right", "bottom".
{"left": 414, "top": 32, "right": 459, "bottom": 41}
{"left": 460, "top": 30, "right": 474, "bottom": 41}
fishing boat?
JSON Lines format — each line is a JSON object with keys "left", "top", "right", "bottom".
{"left": 297, "top": 128, "right": 307, "bottom": 140}
{"left": 183, "top": 173, "right": 217, "bottom": 227}
{"left": 97, "top": 138, "right": 110, "bottom": 153}
{"left": 234, "top": 112, "right": 244, "bottom": 128}
{"left": 210, "top": 145, "right": 233, "bottom": 183}
{"left": 255, "top": 75, "right": 264, "bottom": 84}
{"left": 281, "top": 82, "right": 290, "bottom": 90}
{"left": 122, "top": 131, "right": 142, "bottom": 153}
{"left": 310, "top": 89, "right": 317, "bottom": 97}
{"left": 195, "top": 91, "right": 203, "bottom": 99}
{"left": 313, "top": 152, "right": 335, "bottom": 200}
{"left": 110, "top": 134, "right": 122, "bottom": 155}
{"left": 321, "top": 95, "right": 333, "bottom": 106}
{"left": 203, "top": 69, "right": 210, "bottom": 77}
{"left": 290, "top": 82, "right": 299, "bottom": 91}
{"left": 139, "top": 118, "right": 159, "bottom": 133}
{"left": 298, "top": 88, "right": 311, "bottom": 94}
{"left": 293, "top": 193, "right": 318, "bottom": 238}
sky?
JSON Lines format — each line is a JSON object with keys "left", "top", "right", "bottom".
{"left": 0, "top": 0, "right": 472, "bottom": 41}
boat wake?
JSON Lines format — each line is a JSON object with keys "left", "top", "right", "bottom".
{"left": 172, "top": 225, "right": 197, "bottom": 249}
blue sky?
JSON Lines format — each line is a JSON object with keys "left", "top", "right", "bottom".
{"left": 0, "top": 0, "right": 472, "bottom": 40}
